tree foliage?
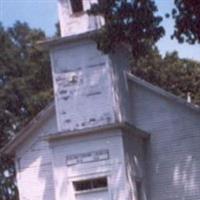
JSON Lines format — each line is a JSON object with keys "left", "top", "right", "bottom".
{"left": 88, "top": 0, "right": 165, "bottom": 59}
{"left": 132, "top": 50, "right": 200, "bottom": 105}
{"left": 172, "top": 0, "right": 200, "bottom": 44}
{"left": 88, "top": 0, "right": 200, "bottom": 104}
{"left": 0, "top": 21, "right": 52, "bottom": 200}
{"left": 0, "top": 156, "right": 17, "bottom": 200}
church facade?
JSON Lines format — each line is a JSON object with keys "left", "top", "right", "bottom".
{"left": 2, "top": 0, "right": 200, "bottom": 200}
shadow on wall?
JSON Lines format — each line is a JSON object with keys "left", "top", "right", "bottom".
{"left": 173, "top": 154, "right": 199, "bottom": 196}
{"left": 123, "top": 132, "right": 149, "bottom": 200}
{"left": 18, "top": 139, "right": 55, "bottom": 200}
{"left": 129, "top": 79, "right": 200, "bottom": 200}
{"left": 16, "top": 114, "right": 57, "bottom": 200}
{"left": 146, "top": 115, "right": 200, "bottom": 199}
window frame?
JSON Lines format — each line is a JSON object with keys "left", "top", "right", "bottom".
{"left": 73, "top": 176, "right": 108, "bottom": 194}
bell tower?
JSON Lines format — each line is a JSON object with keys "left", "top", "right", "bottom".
{"left": 39, "top": 1, "right": 145, "bottom": 200}
{"left": 45, "top": 0, "right": 132, "bottom": 133}
{"left": 39, "top": 0, "right": 132, "bottom": 134}
{"left": 58, "top": 0, "right": 104, "bottom": 36}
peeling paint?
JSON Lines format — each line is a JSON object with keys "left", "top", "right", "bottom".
{"left": 51, "top": 41, "right": 116, "bottom": 132}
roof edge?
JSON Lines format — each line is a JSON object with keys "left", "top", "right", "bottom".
{"left": 38, "top": 30, "right": 97, "bottom": 49}
{"left": 46, "top": 121, "right": 150, "bottom": 141}
{"left": 3, "top": 72, "right": 199, "bottom": 155}
{"left": 0, "top": 101, "right": 55, "bottom": 155}
{"left": 127, "top": 72, "right": 200, "bottom": 113}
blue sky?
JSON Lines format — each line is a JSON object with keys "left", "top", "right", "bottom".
{"left": 0, "top": 0, "right": 200, "bottom": 61}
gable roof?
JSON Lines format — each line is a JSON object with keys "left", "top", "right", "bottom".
{"left": 1, "top": 102, "right": 55, "bottom": 155}
{"left": 1, "top": 73, "right": 200, "bottom": 155}
{"left": 127, "top": 72, "right": 200, "bottom": 113}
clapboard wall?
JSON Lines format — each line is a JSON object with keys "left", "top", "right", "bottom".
{"left": 50, "top": 129, "right": 129, "bottom": 200}
{"left": 122, "top": 131, "right": 148, "bottom": 200}
{"left": 129, "top": 77, "right": 200, "bottom": 200}
{"left": 14, "top": 73, "right": 200, "bottom": 200}
{"left": 15, "top": 109, "right": 57, "bottom": 200}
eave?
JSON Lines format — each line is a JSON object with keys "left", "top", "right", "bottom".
{"left": 127, "top": 73, "right": 200, "bottom": 114}
{"left": 46, "top": 122, "right": 150, "bottom": 142}
{"left": 0, "top": 102, "right": 55, "bottom": 155}
{"left": 38, "top": 30, "right": 98, "bottom": 49}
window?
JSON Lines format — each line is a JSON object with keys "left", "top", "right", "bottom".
{"left": 70, "top": 0, "right": 83, "bottom": 13}
{"left": 73, "top": 177, "right": 108, "bottom": 192}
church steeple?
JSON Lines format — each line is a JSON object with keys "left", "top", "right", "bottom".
{"left": 57, "top": 0, "right": 104, "bottom": 36}
{"left": 44, "top": 0, "right": 131, "bottom": 132}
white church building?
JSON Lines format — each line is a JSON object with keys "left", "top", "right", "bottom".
{"left": 2, "top": 0, "right": 200, "bottom": 200}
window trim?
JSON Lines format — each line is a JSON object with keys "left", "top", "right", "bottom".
{"left": 73, "top": 176, "right": 108, "bottom": 194}
{"left": 75, "top": 186, "right": 108, "bottom": 195}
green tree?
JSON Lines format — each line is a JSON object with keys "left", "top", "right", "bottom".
{"left": 172, "top": 0, "right": 200, "bottom": 44}
{"left": 0, "top": 21, "right": 52, "bottom": 200}
{"left": 88, "top": 0, "right": 165, "bottom": 59}
{"left": 88, "top": 0, "right": 200, "bottom": 105}
{"left": 132, "top": 50, "right": 200, "bottom": 105}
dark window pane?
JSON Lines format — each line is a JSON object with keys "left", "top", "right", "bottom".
{"left": 70, "top": 0, "right": 83, "bottom": 13}
{"left": 92, "top": 177, "right": 107, "bottom": 189}
{"left": 74, "top": 180, "right": 91, "bottom": 191}
{"left": 73, "top": 177, "right": 107, "bottom": 192}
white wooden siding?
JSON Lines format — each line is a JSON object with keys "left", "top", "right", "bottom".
{"left": 129, "top": 80, "right": 200, "bottom": 200}
{"left": 50, "top": 40, "right": 117, "bottom": 132}
{"left": 50, "top": 130, "right": 128, "bottom": 200}
{"left": 16, "top": 112, "right": 57, "bottom": 200}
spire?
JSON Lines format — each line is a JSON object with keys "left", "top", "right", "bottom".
{"left": 44, "top": 0, "right": 131, "bottom": 133}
